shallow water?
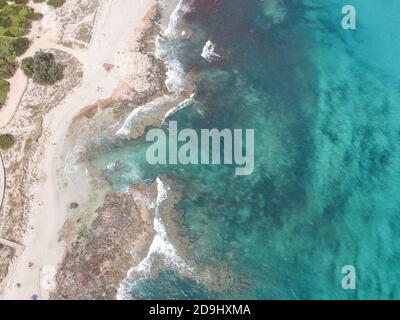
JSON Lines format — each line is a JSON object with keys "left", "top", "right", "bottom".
{"left": 87, "top": 0, "right": 400, "bottom": 299}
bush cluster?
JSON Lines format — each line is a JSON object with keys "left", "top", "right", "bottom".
{"left": 22, "top": 51, "right": 63, "bottom": 85}
{"left": 0, "top": 134, "right": 15, "bottom": 150}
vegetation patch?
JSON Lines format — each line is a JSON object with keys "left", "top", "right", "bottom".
{"left": 47, "top": 0, "right": 65, "bottom": 9}
{"left": 0, "top": 134, "right": 15, "bottom": 150}
{"left": 22, "top": 51, "right": 63, "bottom": 85}
{"left": 0, "top": 78, "right": 9, "bottom": 105}
{"left": 0, "top": 2, "right": 43, "bottom": 107}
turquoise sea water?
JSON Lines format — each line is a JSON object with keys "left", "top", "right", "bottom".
{"left": 89, "top": 0, "right": 400, "bottom": 299}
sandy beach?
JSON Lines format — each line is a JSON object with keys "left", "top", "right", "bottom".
{"left": 0, "top": 0, "right": 156, "bottom": 300}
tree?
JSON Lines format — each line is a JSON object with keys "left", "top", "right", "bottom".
{"left": 0, "top": 78, "right": 9, "bottom": 106}
{"left": 0, "top": 2, "right": 43, "bottom": 104}
{"left": 22, "top": 51, "right": 63, "bottom": 85}
{"left": 21, "top": 56, "right": 34, "bottom": 77}
{"left": 0, "top": 16, "right": 12, "bottom": 28}
{"left": 0, "top": 134, "right": 15, "bottom": 149}
{"left": 0, "top": 56, "right": 16, "bottom": 78}
{"left": 47, "top": 0, "right": 65, "bottom": 8}
{"left": 14, "top": 0, "right": 29, "bottom": 5}
{"left": 12, "top": 37, "right": 30, "bottom": 56}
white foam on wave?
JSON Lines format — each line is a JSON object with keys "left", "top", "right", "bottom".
{"left": 63, "top": 142, "right": 85, "bottom": 177}
{"left": 163, "top": 0, "right": 191, "bottom": 38}
{"left": 116, "top": 0, "right": 192, "bottom": 137}
{"left": 117, "top": 177, "right": 191, "bottom": 300}
{"left": 201, "top": 40, "right": 221, "bottom": 62}
{"left": 135, "top": 178, "right": 190, "bottom": 274}
{"left": 116, "top": 1, "right": 194, "bottom": 298}
{"left": 63, "top": 135, "right": 94, "bottom": 191}
{"left": 116, "top": 96, "right": 171, "bottom": 136}
{"left": 155, "top": 0, "right": 191, "bottom": 93}
{"left": 106, "top": 162, "right": 116, "bottom": 170}
{"left": 163, "top": 93, "right": 196, "bottom": 121}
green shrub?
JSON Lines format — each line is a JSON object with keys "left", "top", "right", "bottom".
{"left": 0, "top": 16, "right": 12, "bottom": 28}
{"left": 0, "top": 2, "right": 42, "bottom": 105}
{"left": 0, "top": 134, "right": 15, "bottom": 150}
{"left": 12, "top": 37, "right": 30, "bottom": 56}
{"left": 0, "top": 4, "right": 35, "bottom": 37}
{"left": 47, "top": 0, "right": 65, "bottom": 8}
{"left": 0, "top": 0, "right": 45, "bottom": 106}
{"left": 0, "top": 35, "right": 29, "bottom": 77}
{"left": 13, "top": 0, "right": 29, "bottom": 5}
{"left": 33, "top": 51, "right": 63, "bottom": 85}
{"left": 21, "top": 56, "right": 34, "bottom": 77}
{"left": 0, "top": 78, "right": 9, "bottom": 106}
{"left": 23, "top": 51, "right": 63, "bottom": 85}
{"left": 0, "top": 57, "right": 16, "bottom": 78}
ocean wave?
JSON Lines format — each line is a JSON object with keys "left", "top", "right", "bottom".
{"left": 116, "top": 0, "right": 192, "bottom": 137}
{"left": 116, "top": 96, "right": 171, "bottom": 136}
{"left": 201, "top": 40, "right": 221, "bottom": 62}
{"left": 138, "top": 178, "right": 190, "bottom": 274}
{"left": 63, "top": 135, "right": 92, "bottom": 188}
{"left": 163, "top": 0, "right": 192, "bottom": 38}
{"left": 116, "top": 1, "right": 194, "bottom": 298}
{"left": 163, "top": 93, "right": 196, "bottom": 121}
{"left": 117, "top": 177, "right": 191, "bottom": 300}
{"left": 155, "top": 0, "right": 191, "bottom": 93}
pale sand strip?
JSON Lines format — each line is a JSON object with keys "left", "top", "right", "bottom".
{"left": 2, "top": 0, "right": 156, "bottom": 300}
